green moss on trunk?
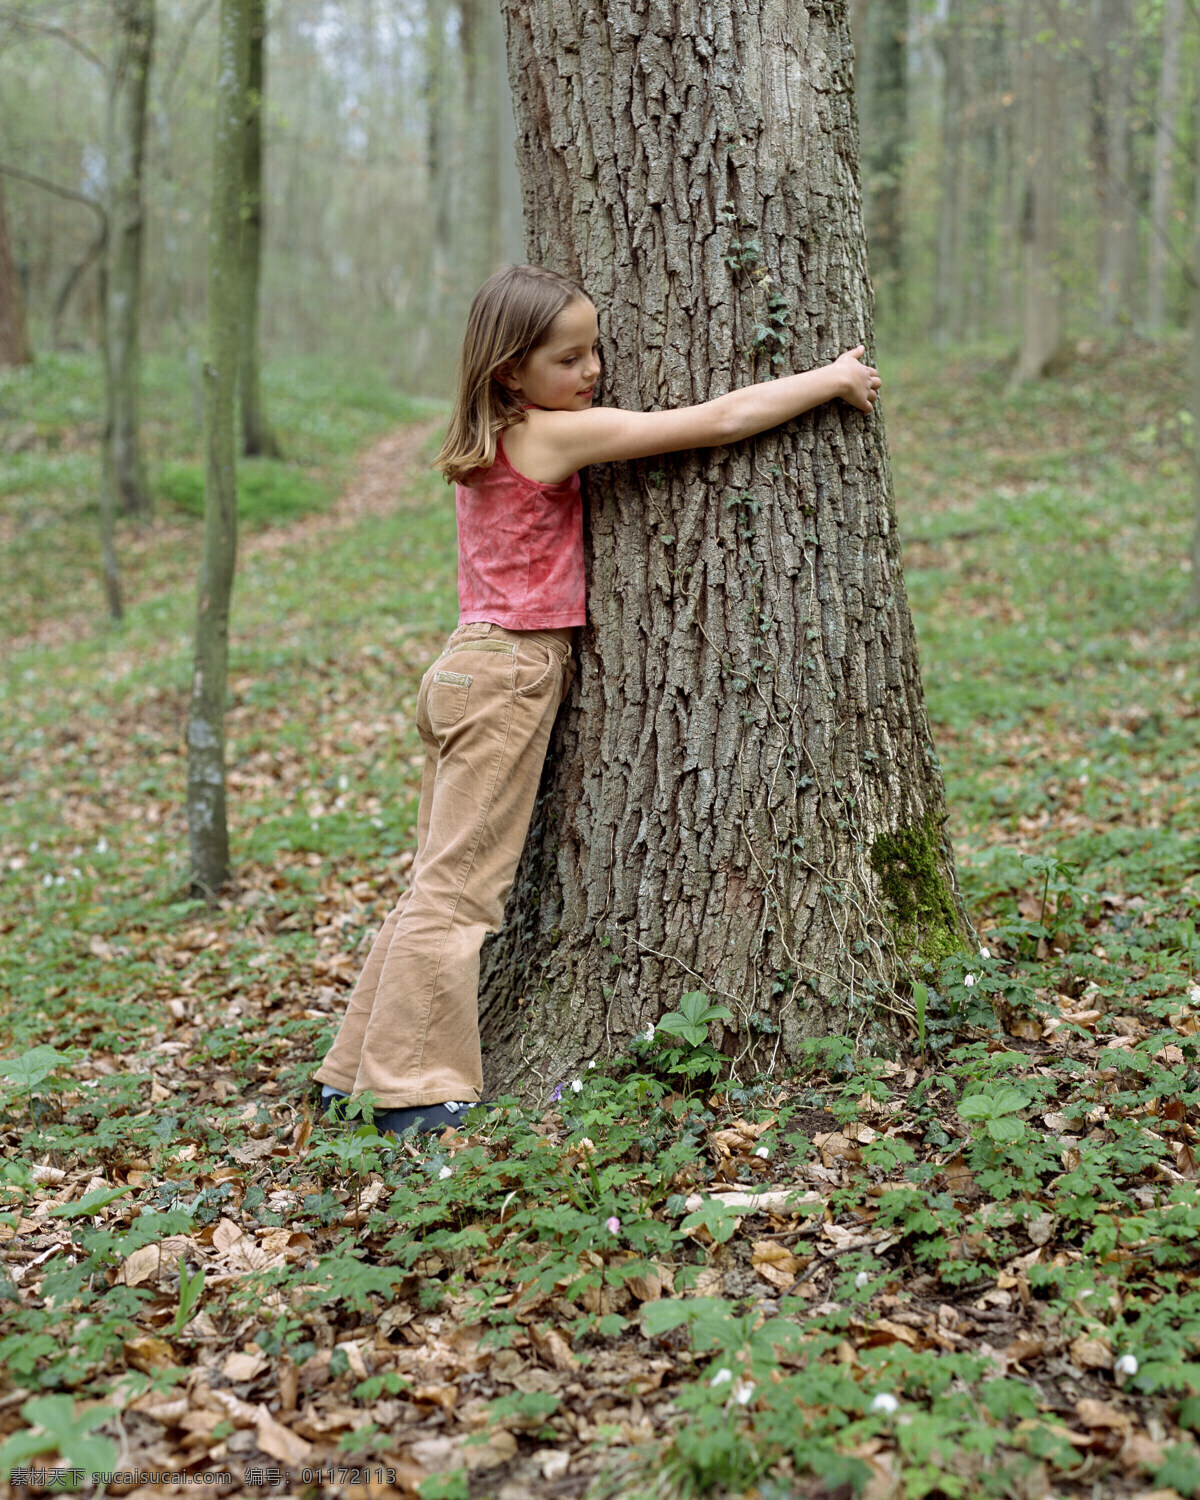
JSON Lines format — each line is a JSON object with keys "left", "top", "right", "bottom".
{"left": 870, "top": 816, "right": 965, "bottom": 971}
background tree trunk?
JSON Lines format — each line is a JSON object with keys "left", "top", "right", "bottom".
{"left": 239, "top": 0, "right": 280, "bottom": 458}
{"left": 0, "top": 173, "right": 32, "bottom": 366}
{"left": 1090, "top": 0, "right": 1137, "bottom": 329}
{"left": 105, "top": 0, "right": 155, "bottom": 516}
{"left": 858, "top": 0, "right": 908, "bottom": 331}
{"left": 187, "top": 0, "right": 250, "bottom": 897}
{"left": 931, "top": 5, "right": 965, "bottom": 344}
{"left": 482, "top": 0, "right": 970, "bottom": 1097}
{"left": 1012, "top": 0, "right": 1062, "bottom": 383}
{"left": 1147, "top": 0, "right": 1182, "bottom": 330}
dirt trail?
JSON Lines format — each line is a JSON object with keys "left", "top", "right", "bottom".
{"left": 10, "top": 417, "right": 441, "bottom": 656}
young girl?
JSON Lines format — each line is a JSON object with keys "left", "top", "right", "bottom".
{"left": 313, "top": 263, "right": 880, "bottom": 1135}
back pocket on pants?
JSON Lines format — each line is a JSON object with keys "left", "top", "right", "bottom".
{"left": 430, "top": 669, "right": 471, "bottom": 728}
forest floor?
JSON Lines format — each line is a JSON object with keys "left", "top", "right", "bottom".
{"left": 1, "top": 336, "right": 1199, "bottom": 1500}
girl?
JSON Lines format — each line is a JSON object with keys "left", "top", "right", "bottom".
{"left": 313, "top": 263, "right": 880, "bottom": 1135}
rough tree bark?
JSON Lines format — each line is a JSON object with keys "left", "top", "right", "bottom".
{"left": 1012, "top": 0, "right": 1062, "bottom": 384}
{"left": 1147, "top": 0, "right": 1182, "bottom": 330}
{"left": 187, "top": 0, "right": 250, "bottom": 896}
{"left": 239, "top": 0, "right": 280, "bottom": 458}
{"left": 105, "top": 0, "right": 155, "bottom": 516}
{"left": 0, "top": 173, "right": 32, "bottom": 367}
{"left": 481, "top": 0, "right": 971, "bottom": 1096}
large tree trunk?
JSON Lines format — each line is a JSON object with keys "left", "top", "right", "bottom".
{"left": 481, "top": 0, "right": 971, "bottom": 1096}
{"left": 187, "top": 0, "right": 250, "bottom": 897}
{"left": 1147, "top": 0, "right": 1182, "bottom": 331}
{"left": 239, "top": 0, "right": 280, "bottom": 458}
{"left": 105, "top": 0, "right": 155, "bottom": 517}
{"left": 858, "top": 0, "right": 908, "bottom": 330}
{"left": 1012, "top": 0, "right": 1062, "bottom": 384}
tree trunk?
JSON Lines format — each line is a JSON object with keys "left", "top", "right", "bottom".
{"left": 458, "top": 0, "right": 524, "bottom": 284}
{"left": 1012, "top": 0, "right": 1062, "bottom": 384}
{"left": 482, "top": 0, "right": 971, "bottom": 1096}
{"left": 239, "top": 0, "right": 280, "bottom": 457}
{"left": 0, "top": 173, "right": 32, "bottom": 367}
{"left": 859, "top": 0, "right": 908, "bottom": 329}
{"left": 1188, "top": 116, "right": 1200, "bottom": 619}
{"left": 187, "top": 0, "right": 250, "bottom": 897}
{"left": 412, "top": 0, "right": 456, "bottom": 386}
{"left": 1090, "top": 0, "right": 1137, "bottom": 329}
{"left": 1147, "top": 0, "right": 1182, "bottom": 331}
{"left": 930, "top": 5, "right": 965, "bottom": 344}
{"left": 105, "top": 0, "right": 155, "bottom": 517}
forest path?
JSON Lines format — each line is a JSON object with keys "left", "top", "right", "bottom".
{"left": 243, "top": 415, "right": 442, "bottom": 558}
{"left": 10, "top": 415, "right": 442, "bottom": 656}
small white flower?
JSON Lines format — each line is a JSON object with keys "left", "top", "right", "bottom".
{"left": 710, "top": 1368, "right": 733, "bottom": 1387}
{"left": 29, "top": 841, "right": 38, "bottom": 853}
{"left": 337, "top": 774, "right": 349, "bottom": 791}
{"left": 438, "top": 1166, "right": 453, "bottom": 1180}
{"left": 571, "top": 1078, "right": 583, "bottom": 1094}
{"left": 979, "top": 946, "right": 990, "bottom": 959}
{"left": 732, "top": 1378, "right": 756, "bottom": 1406}
{"left": 1115, "top": 1354, "right": 1138, "bottom": 1377}
{"left": 855, "top": 1271, "right": 871, "bottom": 1289}
{"left": 42, "top": 874, "right": 52, "bottom": 887}
{"left": 754, "top": 1145, "right": 770, "bottom": 1159}
{"left": 644, "top": 1025, "right": 655, "bottom": 1042}
{"left": 870, "top": 1392, "right": 899, "bottom": 1414}
{"left": 605, "top": 1215, "right": 621, "bottom": 1234}
{"left": 1191, "top": 986, "right": 1200, "bottom": 1008}
{"left": 587, "top": 1060, "right": 596, "bottom": 1069}
{"left": 963, "top": 973, "right": 976, "bottom": 987}
{"left": 96, "top": 838, "right": 108, "bottom": 854}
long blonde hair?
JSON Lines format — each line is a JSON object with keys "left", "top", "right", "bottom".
{"left": 433, "top": 264, "right": 590, "bottom": 485}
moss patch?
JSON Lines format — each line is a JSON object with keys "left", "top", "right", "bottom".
{"left": 870, "top": 815, "right": 965, "bottom": 970}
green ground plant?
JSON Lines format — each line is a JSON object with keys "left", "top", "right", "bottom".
{"left": 1, "top": 338, "right": 1199, "bottom": 1495}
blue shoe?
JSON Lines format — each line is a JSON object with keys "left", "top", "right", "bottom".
{"left": 373, "top": 1100, "right": 488, "bottom": 1136}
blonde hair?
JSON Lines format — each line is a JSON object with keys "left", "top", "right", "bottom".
{"left": 433, "top": 264, "right": 590, "bottom": 485}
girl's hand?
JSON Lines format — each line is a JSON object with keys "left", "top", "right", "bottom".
{"left": 832, "top": 346, "right": 881, "bottom": 413}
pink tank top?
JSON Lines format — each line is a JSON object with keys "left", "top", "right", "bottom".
{"left": 456, "top": 431, "right": 586, "bottom": 629}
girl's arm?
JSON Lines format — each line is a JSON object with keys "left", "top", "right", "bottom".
{"left": 528, "top": 347, "right": 880, "bottom": 482}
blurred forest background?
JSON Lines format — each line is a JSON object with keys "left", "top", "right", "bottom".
{"left": 0, "top": 0, "right": 1195, "bottom": 400}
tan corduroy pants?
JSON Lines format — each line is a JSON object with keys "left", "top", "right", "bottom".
{"left": 313, "top": 622, "right": 575, "bottom": 1107}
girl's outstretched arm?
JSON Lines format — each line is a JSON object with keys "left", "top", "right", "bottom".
{"left": 524, "top": 348, "right": 880, "bottom": 483}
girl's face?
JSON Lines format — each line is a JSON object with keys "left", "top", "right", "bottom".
{"left": 498, "top": 298, "right": 601, "bottom": 411}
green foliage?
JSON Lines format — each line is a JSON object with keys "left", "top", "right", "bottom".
{"left": 0, "top": 1395, "right": 117, "bottom": 1475}
{"left": 157, "top": 458, "right": 328, "bottom": 525}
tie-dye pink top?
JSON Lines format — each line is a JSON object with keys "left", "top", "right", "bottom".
{"left": 456, "top": 431, "right": 586, "bottom": 629}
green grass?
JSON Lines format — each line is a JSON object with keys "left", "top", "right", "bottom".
{"left": 0, "top": 349, "right": 436, "bottom": 640}
{"left": 2, "top": 337, "right": 1200, "bottom": 1497}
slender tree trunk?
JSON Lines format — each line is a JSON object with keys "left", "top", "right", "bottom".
{"left": 458, "top": 0, "right": 522, "bottom": 283}
{"left": 931, "top": 6, "right": 965, "bottom": 344}
{"left": 1090, "top": 0, "right": 1137, "bottom": 328}
{"left": 0, "top": 174, "right": 32, "bottom": 367}
{"left": 97, "top": 246, "right": 125, "bottom": 621}
{"left": 412, "top": 0, "right": 455, "bottom": 385}
{"left": 482, "top": 0, "right": 971, "bottom": 1095}
{"left": 187, "top": 0, "right": 250, "bottom": 897}
{"left": 105, "top": 0, "right": 155, "bottom": 517}
{"left": 1148, "top": 0, "right": 1182, "bottom": 330}
{"left": 1188, "top": 120, "right": 1200, "bottom": 618}
{"left": 239, "top": 0, "right": 280, "bottom": 457}
{"left": 1012, "top": 0, "right": 1062, "bottom": 384}
{"left": 859, "top": 0, "right": 908, "bottom": 330}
